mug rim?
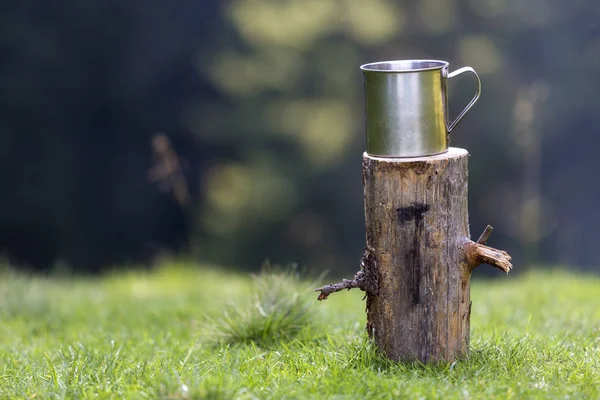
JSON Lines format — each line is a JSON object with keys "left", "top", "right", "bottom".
{"left": 360, "top": 59, "right": 449, "bottom": 73}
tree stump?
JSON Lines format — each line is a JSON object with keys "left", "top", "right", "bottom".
{"left": 316, "top": 147, "right": 512, "bottom": 363}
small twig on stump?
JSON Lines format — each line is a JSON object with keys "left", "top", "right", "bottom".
{"left": 476, "top": 225, "right": 493, "bottom": 244}
{"left": 314, "top": 271, "right": 367, "bottom": 301}
{"left": 315, "top": 248, "right": 378, "bottom": 301}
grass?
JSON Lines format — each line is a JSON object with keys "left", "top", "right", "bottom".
{"left": 0, "top": 263, "right": 599, "bottom": 399}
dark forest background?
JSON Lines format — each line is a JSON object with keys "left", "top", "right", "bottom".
{"left": 1, "top": 0, "right": 599, "bottom": 275}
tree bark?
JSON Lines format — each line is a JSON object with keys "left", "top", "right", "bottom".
{"left": 361, "top": 147, "right": 511, "bottom": 363}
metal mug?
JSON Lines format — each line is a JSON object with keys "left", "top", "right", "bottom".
{"left": 360, "top": 59, "right": 481, "bottom": 158}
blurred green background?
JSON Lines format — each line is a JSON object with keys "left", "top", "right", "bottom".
{"left": 1, "top": 0, "right": 598, "bottom": 275}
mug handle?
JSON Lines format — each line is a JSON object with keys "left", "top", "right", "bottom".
{"left": 447, "top": 67, "right": 481, "bottom": 132}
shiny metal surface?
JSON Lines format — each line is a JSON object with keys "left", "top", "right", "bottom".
{"left": 360, "top": 59, "right": 481, "bottom": 157}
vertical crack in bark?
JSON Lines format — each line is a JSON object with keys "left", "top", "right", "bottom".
{"left": 397, "top": 204, "right": 430, "bottom": 306}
